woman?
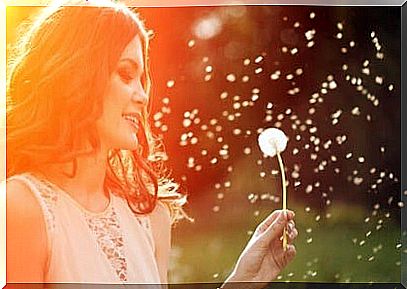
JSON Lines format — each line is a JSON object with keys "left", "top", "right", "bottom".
{"left": 6, "top": 0, "right": 298, "bottom": 287}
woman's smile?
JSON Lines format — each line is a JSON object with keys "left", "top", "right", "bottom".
{"left": 122, "top": 113, "right": 140, "bottom": 133}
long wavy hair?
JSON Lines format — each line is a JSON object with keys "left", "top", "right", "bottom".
{"left": 7, "top": 0, "right": 193, "bottom": 226}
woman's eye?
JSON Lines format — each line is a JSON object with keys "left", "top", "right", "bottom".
{"left": 118, "top": 69, "right": 134, "bottom": 83}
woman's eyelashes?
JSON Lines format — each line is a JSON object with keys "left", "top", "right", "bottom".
{"left": 117, "top": 65, "right": 148, "bottom": 95}
{"left": 118, "top": 67, "right": 135, "bottom": 84}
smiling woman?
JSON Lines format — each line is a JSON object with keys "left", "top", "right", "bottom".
{"left": 6, "top": 0, "right": 298, "bottom": 287}
{"left": 6, "top": 0, "right": 190, "bottom": 283}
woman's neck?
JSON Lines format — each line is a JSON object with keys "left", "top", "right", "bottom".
{"left": 36, "top": 149, "right": 110, "bottom": 212}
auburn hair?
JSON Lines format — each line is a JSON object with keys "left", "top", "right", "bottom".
{"left": 7, "top": 0, "right": 193, "bottom": 226}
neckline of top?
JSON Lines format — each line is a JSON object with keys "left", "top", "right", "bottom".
{"left": 26, "top": 172, "right": 114, "bottom": 216}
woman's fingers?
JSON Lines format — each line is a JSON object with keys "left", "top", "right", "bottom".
{"left": 276, "top": 243, "right": 297, "bottom": 269}
{"left": 285, "top": 244, "right": 297, "bottom": 263}
{"left": 286, "top": 210, "right": 295, "bottom": 221}
{"left": 287, "top": 220, "right": 295, "bottom": 231}
{"left": 287, "top": 228, "right": 298, "bottom": 243}
{"left": 254, "top": 209, "right": 297, "bottom": 247}
{"left": 257, "top": 209, "right": 295, "bottom": 234}
{"left": 261, "top": 211, "right": 289, "bottom": 243}
{"left": 286, "top": 220, "right": 298, "bottom": 243}
{"left": 257, "top": 210, "right": 280, "bottom": 233}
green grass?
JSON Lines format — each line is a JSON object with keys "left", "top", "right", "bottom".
{"left": 168, "top": 202, "right": 402, "bottom": 284}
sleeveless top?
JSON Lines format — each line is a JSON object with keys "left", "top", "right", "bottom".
{"left": 8, "top": 173, "right": 162, "bottom": 284}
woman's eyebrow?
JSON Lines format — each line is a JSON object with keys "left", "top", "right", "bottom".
{"left": 119, "top": 58, "right": 143, "bottom": 73}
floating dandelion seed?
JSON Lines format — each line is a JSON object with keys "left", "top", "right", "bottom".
{"left": 351, "top": 106, "right": 361, "bottom": 116}
{"left": 295, "top": 69, "right": 304, "bottom": 77}
{"left": 226, "top": 73, "right": 236, "bottom": 82}
{"left": 162, "top": 97, "right": 170, "bottom": 105}
{"left": 205, "top": 65, "right": 213, "bottom": 73}
{"left": 255, "top": 55, "right": 264, "bottom": 63}
{"left": 187, "top": 39, "right": 195, "bottom": 47}
{"left": 291, "top": 48, "right": 299, "bottom": 55}
{"left": 167, "top": 80, "right": 175, "bottom": 88}
{"left": 307, "top": 41, "right": 315, "bottom": 48}
{"left": 375, "top": 76, "right": 384, "bottom": 85}
{"left": 243, "top": 147, "right": 252, "bottom": 155}
{"left": 328, "top": 81, "right": 337, "bottom": 89}
{"left": 305, "top": 29, "right": 316, "bottom": 40}
{"left": 362, "top": 67, "right": 370, "bottom": 75}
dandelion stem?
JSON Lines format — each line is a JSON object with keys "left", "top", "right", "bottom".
{"left": 276, "top": 151, "right": 287, "bottom": 251}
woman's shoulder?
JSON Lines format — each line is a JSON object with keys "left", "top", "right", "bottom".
{"left": 6, "top": 173, "right": 57, "bottom": 233}
{"left": 6, "top": 173, "right": 58, "bottom": 210}
{"left": 6, "top": 176, "right": 48, "bottom": 282}
{"left": 6, "top": 176, "right": 44, "bottom": 217}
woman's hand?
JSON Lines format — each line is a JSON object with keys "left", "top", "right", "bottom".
{"left": 221, "top": 210, "right": 298, "bottom": 289}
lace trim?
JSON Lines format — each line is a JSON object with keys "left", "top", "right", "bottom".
{"left": 23, "top": 173, "right": 58, "bottom": 232}
{"left": 23, "top": 173, "right": 129, "bottom": 282}
{"left": 84, "top": 206, "right": 128, "bottom": 282}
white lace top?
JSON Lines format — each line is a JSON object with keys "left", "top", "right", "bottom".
{"left": 8, "top": 173, "right": 162, "bottom": 284}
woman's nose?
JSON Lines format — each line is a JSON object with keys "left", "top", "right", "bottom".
{"left": 131, "top": 86, "right": 148, "bottom": 106}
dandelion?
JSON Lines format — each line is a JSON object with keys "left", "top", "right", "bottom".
{"left": 258, "top": 127, "right": 289, "bottom": 250}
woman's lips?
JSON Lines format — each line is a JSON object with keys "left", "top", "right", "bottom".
{"left": 123, "top": 114, "right": 140, "bottom": 131}
{"left": 126, "top": 119, "right": 139, "bottom": 131}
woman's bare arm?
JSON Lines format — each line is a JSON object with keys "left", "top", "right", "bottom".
{"left": 149, "top": 201, "right": 172, "bottom": 284}
{"left": 6, "top": 179, "right": 47, "bottom": 283}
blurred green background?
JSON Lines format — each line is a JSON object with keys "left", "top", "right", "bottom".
{"left": 169, "top": 201, "right": 402, "bottom": 283}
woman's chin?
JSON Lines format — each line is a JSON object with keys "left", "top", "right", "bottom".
{"left": 111, "top": 137, "right": 139, "bottom": 151}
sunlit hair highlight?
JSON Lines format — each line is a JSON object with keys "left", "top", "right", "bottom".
{"left": 7, "top": 0, "right": 193, "bottom": 226}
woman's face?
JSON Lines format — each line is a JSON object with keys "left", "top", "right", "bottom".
{"left": 96, "top": 35, "right": 148, "bottom": 151}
